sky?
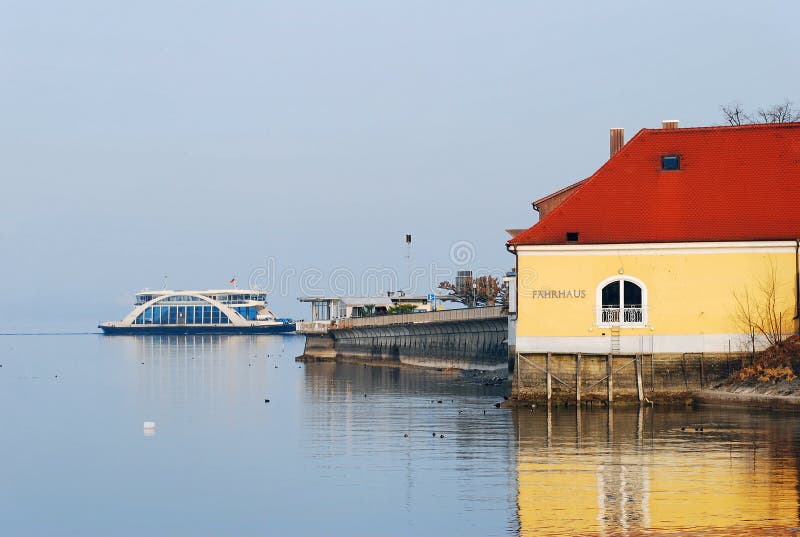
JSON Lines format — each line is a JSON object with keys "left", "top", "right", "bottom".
{"left": 1, "top": 0, "right": 798, "bottom": 331}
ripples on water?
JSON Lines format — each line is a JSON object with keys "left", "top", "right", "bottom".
{"left": 0, "top": 334, "right": 799, "bottom": 536}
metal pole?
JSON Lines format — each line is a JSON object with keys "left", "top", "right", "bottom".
{"left": 650, "top": 347, "right": 655, "bottom": 393}
{"left": 607, "top": 353, "right": 613, "bottom": 404}
{"left": 546, "top": 352, "right": 552, "bottom": 402}
{"left": 699, "top": 354, "right": 705, "bottom": 389}
{"left": 575, "top": 353, "right": 582, "bottom": 404}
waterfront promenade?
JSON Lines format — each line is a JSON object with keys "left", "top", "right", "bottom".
{"left": 297, "top": 306, "right": 509, "bottom": 370}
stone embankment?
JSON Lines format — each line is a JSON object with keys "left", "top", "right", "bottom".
{"left": 512, "top": 352, "right": 740, "bottom": 404}
{"left": 298, "top": 311, "right": 509, "bottom": 372}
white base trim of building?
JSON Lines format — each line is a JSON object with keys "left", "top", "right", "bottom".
{"left": 515, "top": 333, "right": 769, "bottom": 355}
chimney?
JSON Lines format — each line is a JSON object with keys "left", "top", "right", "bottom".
{"left": 662, "top": 120, "right": 679, "bottom": 129}
{"left": 610, "top": 128, "right": 625, "bottom": 157}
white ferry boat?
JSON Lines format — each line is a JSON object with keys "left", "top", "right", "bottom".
{"left": 99, "top": 289, "right": 295, "bottom": 335}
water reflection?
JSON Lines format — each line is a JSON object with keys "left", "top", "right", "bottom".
{"left": 515, "top": 405, "right": 800, "bottom": 536}
{"left": 93, "top": 334, "right": 519, "bottom": 535}
{"left": 106, "top": 334, "right": 290, "bottom": 405}
{"left": 5, "top": 334, "right": 800, "bottom": 536}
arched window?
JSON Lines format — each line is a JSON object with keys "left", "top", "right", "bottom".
{"left": 596, "top": 276, "right": 647, "bottom": 327}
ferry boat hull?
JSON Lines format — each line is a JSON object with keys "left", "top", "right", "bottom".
{"left": 99, "top": 323, "right": 296, "bottom": 335}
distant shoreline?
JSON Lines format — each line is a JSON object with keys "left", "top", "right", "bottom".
{"left": 0, "top": 332, "right": 101, "bottom": 336}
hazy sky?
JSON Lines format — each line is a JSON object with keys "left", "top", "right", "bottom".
{"left": 1, "top": 0, "right": 798, "bottom": 330}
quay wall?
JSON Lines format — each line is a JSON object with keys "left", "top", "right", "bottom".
{"left": 300, "top": 318, "right": 509, "bottom": 370}
{"left": 302, "top": 333, "right": 336, "bottom": 359}
{"left": 513, "top": 352, "right": 744, "bottom": 403}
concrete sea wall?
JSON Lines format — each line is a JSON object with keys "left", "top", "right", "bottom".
{"left": 300, "top": 318, "right": 509, "bottom": 370}
{"left": 513, "top": 352, "right": 744, "bottom": 403}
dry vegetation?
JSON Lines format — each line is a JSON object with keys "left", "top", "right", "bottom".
{"left": 733, "top": 335, "right": 800, "bottom": 383}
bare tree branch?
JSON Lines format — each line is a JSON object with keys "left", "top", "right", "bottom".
{"left": 722, "top": 100, "right": 800, "bottom": 125}
{"left": 721, "top": 102, "right": 751, "bottom": 126}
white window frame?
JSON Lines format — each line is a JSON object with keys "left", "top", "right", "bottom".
{"left": 595, "top": 275, "right": 648, "bottom": 328}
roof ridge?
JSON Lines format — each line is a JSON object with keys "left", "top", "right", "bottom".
{"left": 643, "top": 122, "right": 800, "bottom": 134}
{"left": 533, "top": 178, "right": 588, "bottom": 206}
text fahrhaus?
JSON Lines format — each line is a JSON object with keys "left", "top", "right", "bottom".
{"left": 532, "top": 289, "right": 587, "bottom": 299}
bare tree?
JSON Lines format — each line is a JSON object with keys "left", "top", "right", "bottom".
{"left": 732, "top": 259, "right": 791, "bottom": 349}
{"left": 438, "top": 275, "right": 507, "bottom": 307}
{"left": 721, "top": 102, "right": 752, "bottom": 126}
{"left": 755, "top": 100, "right": 800, "bottom": 123}
{"left": 722, "top": 100, "right": 800, "bottom": 126}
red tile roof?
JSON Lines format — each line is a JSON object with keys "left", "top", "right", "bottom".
{"left": 509, "top": 123, "right": 800, "bottom": 245}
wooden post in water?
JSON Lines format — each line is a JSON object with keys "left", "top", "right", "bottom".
{"left": 546, "top": 352, "right": 552, "bottom": 402}
{"left": 636, "top": 402, "right": 644, "bottom": 444}
{"left": 575, "top": 353, "right": 582, "bottom": 404}
{"left": 635, "top": 353, "right": 644, "bottom": 403}
{"left": 606, "top": 353, "right": 613, "bottom": 404}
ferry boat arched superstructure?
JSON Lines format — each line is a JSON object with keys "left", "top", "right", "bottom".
{"left": 99, "top": 289, "right": 295, "bottom": 334}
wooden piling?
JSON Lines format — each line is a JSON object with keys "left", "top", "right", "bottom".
{"left": 635, "top": 353, "right": 644, "bottom": 403}
{"left": 575, "top": 353, "right": 582, "bottom": 404}
{"left": 607, "top": 353, "right": 613, "bottom": 404}
{"left": 636, "top": 403, "right": 644, "bottom": 444}
{"left": 546, "top": 352, "right": 552, "bottom": 402}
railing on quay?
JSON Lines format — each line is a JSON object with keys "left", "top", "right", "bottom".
{"left": 333, "top": 305, "right": 506, "bottom": 329}
{"left": 295, "top": 321, "right": 332, "bottom": 334}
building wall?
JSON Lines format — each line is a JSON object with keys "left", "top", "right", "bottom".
{"left": 515, "top": 241, "right": 798, "bottom": 355}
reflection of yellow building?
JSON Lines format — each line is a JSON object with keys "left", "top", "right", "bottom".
{"left": 648, "top": 454, "right": 797, "bottom": 533}
{"left": 518, "top": 460, "right": 599, "bottom": 535}
{"left": 516, "top": 409, "right": 799, "bottom": 536}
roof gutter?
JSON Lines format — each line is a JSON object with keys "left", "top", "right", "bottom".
{"left": 795, "top": 239, "right": 799, "bottom": 327}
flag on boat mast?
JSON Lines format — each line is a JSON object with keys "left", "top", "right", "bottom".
{"left": 229, "top": 276, "right": 237, "bottom": 288}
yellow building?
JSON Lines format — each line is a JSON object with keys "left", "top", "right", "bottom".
{"left": 507, "top": 122, "right": 800, "bottom": 397}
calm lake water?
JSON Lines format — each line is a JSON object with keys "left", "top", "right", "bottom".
{"left": 1, "top": 334, "right": 799, "bottom": 537}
